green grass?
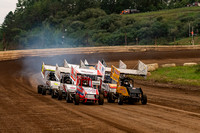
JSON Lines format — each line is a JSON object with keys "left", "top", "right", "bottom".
{"left": 133, "top": 65, "right": 200, "bottom": 86}
{"left": 124, "top": 7, "right": 200, "bottom": 22}
{"left": 169, "top": 36, "right": 200, "bottom": 45}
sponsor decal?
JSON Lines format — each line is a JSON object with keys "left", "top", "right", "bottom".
{"left": 71, "top": 66, "right": 77, "bottom": 81}
{"left": 77, "top": 87, "right": 84, "bottom": 96}
{"left": 110, "top": 65, "right": 120, "bottom": 82}
{"left": 84, "top": 88, "right": 97, "bottom": 94}
{"left": 97, "top": 61, "right": 105, "bottom": 77}
{"left": 120, "top": 88, "right": 127, "bottom": 94}
{"left": 80, "top": 70, "right": 94, "bottom": 74}
{"left": 109, "top": 84, "right": 117, "bottom": 89}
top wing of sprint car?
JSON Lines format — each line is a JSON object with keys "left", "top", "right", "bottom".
{"left": 63, "top": 59, "right": 148, "bottom": 77}
{"left": 104, "top": 60, "right": 148, "bottom": 77}
{"left": 55, "top": 64, "right": 71, "bottom": 81}
{"left": 41, "top": 62, "right": 56, "bottom": 79}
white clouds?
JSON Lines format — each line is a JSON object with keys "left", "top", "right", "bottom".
{"left": 0, "top": 0, "right": 18, "bottom": 25}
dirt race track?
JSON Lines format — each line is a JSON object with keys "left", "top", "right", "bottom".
{"left": 0, "top": 49, "right": 200, "bottom": 133}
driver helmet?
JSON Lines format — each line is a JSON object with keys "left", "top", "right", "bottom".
{"left": 65, "top": 78, "right": 71, "bottom": 84}
{"left": 123, "top": 80, "right": 129, "bottom": 86}
{"left": 82, "top": 80, "right": 88, "bottom": 86}
{"left": 49, "top": 72, "right": 54, "bottom": 76}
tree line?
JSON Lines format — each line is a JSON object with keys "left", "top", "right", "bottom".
{"left": 0, "top": 0, "right": 200, "bottom": 49}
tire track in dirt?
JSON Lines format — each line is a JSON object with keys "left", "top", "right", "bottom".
{"left": 0, "top": 73, "right": 126, "bottom": 132}
{"left": 149, "top": 103, "right": 200, "bottom": 117}
{"left": 138, "top": 84, "right": 200, "bottom": 114}
{"left": 95, "top": 104, "right": 200, "bottom": 132}
{"left": 80, "top": 109, "right": 139, "bottom": 133}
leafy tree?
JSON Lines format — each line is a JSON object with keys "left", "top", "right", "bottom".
{"left": 0, "top": 0, "right": 198, "bottom": 49}
{"left": 74, "top": 0, "right": 100, "bottom": 14}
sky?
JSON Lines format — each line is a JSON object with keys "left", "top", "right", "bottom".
{"left": 0, "top": 0, "right": 18, "bottom": 25}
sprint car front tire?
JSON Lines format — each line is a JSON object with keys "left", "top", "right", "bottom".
{"left": 118, "top": 94, "right": 124, "bottom": 105}
{"left": 66, "top": 93, "right": 73, "bottom": 103}
{"left": 47, "top": 89, "right": 52, "bottom": 95}
{"left": 107, "top": 92, "right": 115, "bottom": 103}
{"left": 98, "top": 94, "right": 104, "bottom": 105}
{"left": 42, "top": 88, "right": 46, "bottom": 95}
{"left": 37, "top": 85, "right": 43, "bottom": 94}
{"left": 57, "top": 90, "right": 62, "bottom": 100}
{"left": 74, "top": 94, "right": 79, "bottom": 105}
{"left": 51, "top": 90, "right": 57, "bottom": 98}
{"left": 141, "top": 94, "right": 147, "bottom": 105}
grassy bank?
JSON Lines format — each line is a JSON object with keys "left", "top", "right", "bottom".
{"left": 134, "top": 65, "right": 200, "bottom": 86}
{"left": 168, "top": 36, "right": 200, "bottom": 45}
{"left": 126, "top": 7, "right": 200, "bottom": 20}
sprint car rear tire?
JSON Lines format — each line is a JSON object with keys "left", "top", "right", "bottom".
{"left": 107, "top": 92, "right": 115, "bottom": 103}
{"left": 57, "top": 90, "right": 62, "bottom": 100}
{"left": 118, "top": 94, "right": 124, "bottom": 105}
{"left": 37, "top": 85, "right": 42, "bottom": 94}
{"left": 42, "top": 88, "right": 46, "bottom": 95}
{"left": 98, "top": 94, "right": 104, "bottom": 105}
{"left": 51, "top": 90, "right": 57, "bottom": 98}
{"left": 74, "top": 94, "right": 79, "bottom": 105}
{"left": 141, "top": 94, "right": 147, "bottom": 105}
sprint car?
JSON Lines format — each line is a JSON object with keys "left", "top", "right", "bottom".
{"left": 37, "top": 62, "right": 60, "bottom": 95}
{"left": 74, "top": 77, "right": 104, "bottom": 105}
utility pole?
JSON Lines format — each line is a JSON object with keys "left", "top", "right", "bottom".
{"left": 174, "top": 37, "right": 176, "bottom": 45}
{"left": 136, "top": 37, "right": 138, "bottom": 45}
{"left": 192, "top": 27, "right": 194, "bottom": 45}
{"left": 86, "top": 33, "right": 89, "bottom": 46}
{"left": 189, "top": 23, "right": 190, "bottom": 37}
{"left": 125, "top": 32, "right": 127, "bottom": 45}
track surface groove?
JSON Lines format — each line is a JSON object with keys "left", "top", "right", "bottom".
{"left": 0, "top": 50, "right": 200, "bottom": 132}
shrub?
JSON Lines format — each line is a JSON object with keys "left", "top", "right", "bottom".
{"left": 78, "top": 8, "right": 106, "bottom": 21}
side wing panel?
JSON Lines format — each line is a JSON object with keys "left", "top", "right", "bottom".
{"left": 55, "top": 64, "right": 61, "bottom": 81}
{"left": 119, "top": 60, "right": 127, "bottom": 69}
{"left": 84, "top": 59, "right": 89, "bottom": 65}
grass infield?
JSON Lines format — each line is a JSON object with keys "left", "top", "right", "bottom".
{"left": 133, "top": 65, "right": 200, "bottom": 86}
